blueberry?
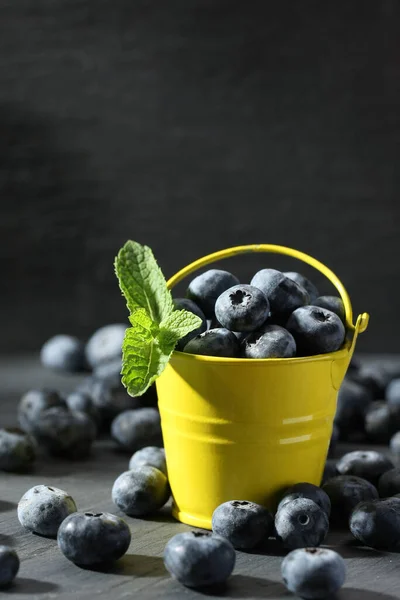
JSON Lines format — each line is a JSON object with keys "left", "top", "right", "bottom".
{"left": 129, "top": 446, "right": 167, "bottom": 476}
{"left": 211, "top": 500, "right": 273, "bottom": 549}
{"left": 313, "top": 296, "right": 345, "bottom": 323}
{"left": 85, "top": 324, "right": 127, "bottom": 369}
{"left": 336, "top": 450, "right": 394, "bottom": 487}
{"left": 111, "top": 408, "right": 162, "bottom": 452}
{"left": 18, "top": 485, "right": 77, "bottom": 537}
{"left": 350, "top": 497, "right": 400, "bottom": 549}
{"left": 241, "top": 324, "right": 296, "bottom": 358}
{"left": 277, "top": 483, "right": 331, "bottom": 517}
{"left": 364, "top": 401, "right": 400, "bottom": 443}
{"left": 390, "top": 431, "right": 400, "bottom": 456}
{"left": 334, "top": 379, "right": 373, "bottom": 439}
{"left": 186, "top": 269, "right": 240, "bottom": 319}
{"left": 274, "top": 498, "right": 329, "bottom": 550}
{"left": 57, "top": 512, "right": 131, "bottom": 565}
{"left": 92, "top": 358, "right": 122, "bottom": 385}
{"left": 18, "top": 389, "right": 66, "bottom": 434}
{"left": 284, "top": 272, "right": 319, "bottom": 303}
{"left": 183, "top": 328, "right": 239, "bottom": 357}
{"left": 348, "top": 356, "right": 361, "bottom": 372}
{"left": 40, "top": 334, "right": 87, "bottom": 373}
{"left": 378, "top": 468, "right": 400, "bottom": 497}
{"left": 77, "top": 377, "right": 138, "bottom": 424}
{"left": 286, "top": 306, "right": 345, "bottom": 356}
{"left": 386, "top": 378, "right": 400, "bottom": 405}
{"left": 281, "top": 547, "right": 346, "bottom": 600}
{"left": 31, "top": 407, "right": 96, "bottom": 459}
{"left": 112, "top": 466, "right": 170, "bottom": 516}
{"left": 322, "top": 475, "right": 379, "bottom": 523}
{"left": 350, "top": 364, "right": 391, "bottom": 400}
{"left": 0, "top": 428, "right": 35, "bottom": 472}
{"left": 66, "top": 391, "right": 101, "bottom": 427}
{"left": 322, "top": 460, "right": 339, "bottom": 484}
{"left": 0, "top": 546, "right": 19, "bottom": 587}
{"left": 173, "top": 298, "right": 207, "bottom": 350}
{"left": 164, "top": 531, "right": 236, "bottom": 588}
{"left": 215, "top": 285, "right": 269, "bottom": 333}
{"left": 251, "top": 269, "right": 309, "bottom": 317}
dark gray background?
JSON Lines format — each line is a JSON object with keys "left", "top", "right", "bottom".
{"left": 1, "top": 0, "right": 399, "bottom": 354}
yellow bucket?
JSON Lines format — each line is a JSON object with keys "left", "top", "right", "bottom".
{"left": 156, "top": 244, "right": 369, "bottom": 530}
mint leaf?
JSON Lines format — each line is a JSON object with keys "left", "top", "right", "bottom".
{"left": 115, "top": 240, "right": 173, "bottom": 323}
{"left": 159, "top": 310, "right": 202, "bottom": 348}
{"left": 116, "top": 241, "right": 203, "bottom": 396}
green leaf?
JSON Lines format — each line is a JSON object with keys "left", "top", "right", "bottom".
{"left": 159, "top": 310, "right": 202, "bottom": 349}
{"left": 115, "top": 240, "right": 173, "bottom": 323}
{"left": 121, "top": 309, "right": 174, "bottom": 396}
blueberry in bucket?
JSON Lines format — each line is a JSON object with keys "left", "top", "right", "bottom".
{"left": 173, "top": 298, "right": 207, "bottom": 350}
{"left": 250, "top": 268, "right": 309, "bottom": 317}
{"left": 163, "top": 531, "right": 236, "bottom": 588}
{"left": 212, "top": 500, "right": 273, "bottom": 549}
{"left": 215, "top": 284, "right": 269, "bottom": 333}
{"left": 313, "top": 296, "right": 345, "bottom": 323}
{"left": 284, "top": 272, "right": 319, "bottom": 303}
{"left": 183, "top": 328, "right": 239, "bottom": 357}
{"left": 241, "top": 324, "right": 296, "bottom": 358}
{"left": 286, "top": 305, "right": 346, "bottom": 356}
{"left": 186, "top": 269, "right": 240, "bottom": 318}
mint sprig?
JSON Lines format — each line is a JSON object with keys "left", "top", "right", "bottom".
{"left": 115, "top": 241, "right": 202, "bottom": 396}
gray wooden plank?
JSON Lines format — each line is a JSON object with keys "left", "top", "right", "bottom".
{"left": 1, "top": 356, "right": 400, "bottom": 599}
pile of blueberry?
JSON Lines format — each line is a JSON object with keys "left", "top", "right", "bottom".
{"left": 1, "top": 319, "right": 400, "bottom": 598}
{"left": 176, "top": 267, "right": 347, "bottom": 358}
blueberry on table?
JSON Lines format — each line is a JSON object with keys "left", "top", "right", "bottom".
{"left": 164, "top": 531, "right": 236, "bottom": 588}
{"left": 57, "top": 512, "right": 131, "bottom": 566}
{"left": 281, "top": 547, "right": 346, "bottom": 600}
{"left": 112, "top": 466, "right": 170, "bottom": 517}
{"left": 0, "top": 546, "right": 19, "bottom": 587}
{"left": 322, "top": 460, "right": 339, "bottom": 484}
{"left": 350, "top": 497, "right": 400, "bottom": 550}
{"left": 277, "top": 482, "right": 331, "bottom": 517}
{"left": 92, "top": 357, "right": 122, "bottom": 385}
{"left": 390, "top": 431, "right": 400, "bottom": 456}
{"left": 241, "top": 324, "right": 296, "bottom": 358}
{"left": 274, "top": 498, "right": 329, "bottom": 550}
{"left": 0, "top": 428, "right": 35, "bottom": 472}
{"left": 129, "top": 446, "right": 167, "bottom": 476}
{"left": 336, "top": 450, "right": 394, "bottom": 487}
{"left": 186, "top": 269, "right": 240, "bottom": 319}
{"left": 284, "top": 271, "right": 319, "bottom": 303}
{"left": 251, "top": 268, "right": 309, "bottom": 317}
{"left": 66, "top": 391, "right": 101, "bottom": 427}
{"left": 18, "top": 389, "right": 66, "bottom": 434}
{"left": 313, "top": 296, "right": 345, "bottom": 323}
{"left": 350, "top": 364, "right": 391, "bottom": 400}
{"left": 183, "top": 328, "right": 239, "bottom": 358}
{"left": 215, "top": 284, "right": 269, "bottom": 333}
{"left": 378, "top": 468, "right": 400, "bottom": 498}
{"left": 173, "top": 298, "right": 207, "bottom": 350}
{"left": 77, "top": 376, "right": 138, "bottom": 424}
{"left": 40, "top": 334, "right": 87, "bottom": 373}
{"left": 363, "top": 401, "right": 400, "bottom": 443}
{"left": 322, "top": 475, "right": 379, "bottom": 524}
{"left": 85, "top": 324, "right": 127, "bottom": 369}
{"left": 211, "top": 500, "right": 273, "bottom": 550}
{"left": 286, "top": 306, "right": 346, "bottom": 356}
{"left": 334, "top": 378, "right": 373, "bottom": 440}
{"left": 31, "top": 407, "right": 96, "bottom": 459}
{"left": 18, "top": 485, "right": 77, "bottom": 537}
{"left": 386, "top": 378, "right": 400, "bottom": 405}
{"left": 111, "top": 408, "right": 162, "bottom": 452}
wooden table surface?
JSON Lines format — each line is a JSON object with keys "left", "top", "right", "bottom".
{"left": 1, "top": 355, "right": 400, "bottom": 600}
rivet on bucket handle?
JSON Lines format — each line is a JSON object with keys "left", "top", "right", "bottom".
{"left": 167, "top": 243, "right": 369, "bottom": 342}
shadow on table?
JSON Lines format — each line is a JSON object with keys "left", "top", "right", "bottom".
{"left": 81, "top": 554, "right": 167, "bottom": 577}
{"left": 5, "top": 578, "right": 60, "bottom": 594}
{"left": 323, "top": 529, "right": 388, "bottom": 559}
{"left": 0, "top": 500, "right": 17, "bottom": 512}
{"left": 338, "top": 588, "right": 398, "bottom": 600}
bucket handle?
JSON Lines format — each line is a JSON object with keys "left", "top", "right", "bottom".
{"left": 167, "top": 244, "right": 369, "bottom": 336}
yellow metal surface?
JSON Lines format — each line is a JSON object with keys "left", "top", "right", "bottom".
{"left": 156, "top": 244, "right": 369, "bottom": 529}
